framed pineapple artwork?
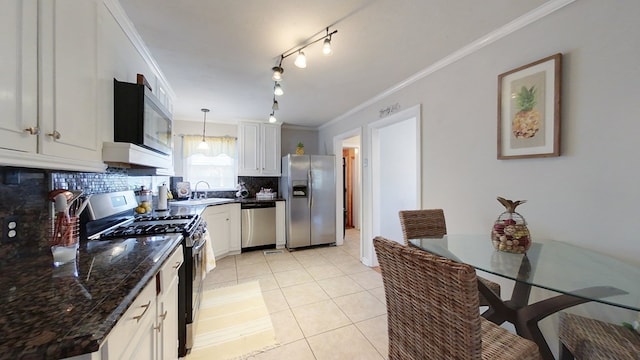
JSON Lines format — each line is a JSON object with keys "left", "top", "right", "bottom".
{"left": 497, "top": 53, "right": 562, "bottom": 159}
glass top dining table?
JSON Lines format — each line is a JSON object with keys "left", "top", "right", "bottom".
{"left": 410, "top": 235, "right": 640, "bottom": 360}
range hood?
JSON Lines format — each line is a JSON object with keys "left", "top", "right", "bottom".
{"left": 102, "top": 142, "right": 174, "bottom": 175}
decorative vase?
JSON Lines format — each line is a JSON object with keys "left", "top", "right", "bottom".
{"left": 491, "top": 197, "right": 531, "bottom": 254}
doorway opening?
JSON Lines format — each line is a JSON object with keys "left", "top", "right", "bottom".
{"left": 333, "top": 128, "right": 362, "bottom": 260}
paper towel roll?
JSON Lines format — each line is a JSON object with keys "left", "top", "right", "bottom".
{"left": 157, "top": 184, "right": 168, "bottom": 210}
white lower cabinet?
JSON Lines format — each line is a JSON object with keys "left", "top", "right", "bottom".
{"left": 156, "top": 246, "right": 182, "bottom": 360}
{"left": 275, "top": 201, "right": 286, "bottom": 249}
{"left": 102, "top": 246, "right": 183, "bottom": 360}
{"left": 202, "top": 203, "right": 241, "bottom": 259}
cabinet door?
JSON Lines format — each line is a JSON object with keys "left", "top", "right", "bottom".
{"left": 126, "top": 322, "right": 156, "bottom": 360}
{"left": 261, "top": 123, "right": 281, "bottom": 176}
{"left": 227, "top": 203, "right": 241, "bottom": 252}
{"left": 202, "top": 206, "right": 230, "bottom": 258}
{"left": 107, "top": 278, "right": 157, "bottom": 360}
{"left": 39, "top": 0, "right": 100, "bottom": 161}
{"left": 157, "top": 247, "right": 182, "bottom": 360}
{"left": 238, "top": 121, "right": 260, "bottom": 176}
{"left": 0, "top": 0, "right": 38, "bottom": 152}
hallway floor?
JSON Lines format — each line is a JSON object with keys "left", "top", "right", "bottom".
{"left": 201, "top": 229, "right": 389, "bottom": 359}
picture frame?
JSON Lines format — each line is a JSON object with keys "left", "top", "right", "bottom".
{"left": 497, "top": 53, "right": 562, "bottom": 159}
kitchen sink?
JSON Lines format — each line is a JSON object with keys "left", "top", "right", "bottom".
{"left": 169, "top": 198, "right": 234, "bottom": 206}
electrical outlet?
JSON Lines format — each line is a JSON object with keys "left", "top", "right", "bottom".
{"left": 2, "top": 215, "right": 19, "bottom": 242}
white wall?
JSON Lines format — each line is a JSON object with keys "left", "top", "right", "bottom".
{"left": 281, "top": 126, "right": 320, "bottom": 155}
{"left": 319, "top": 0, "right": 640, "bottom": 353}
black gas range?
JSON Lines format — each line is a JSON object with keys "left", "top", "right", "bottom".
{"left": 99, "top": 214, "right": 201, "bottom": 241}
{"left": 82, "top": 190, "right": 206, "bottom": 357}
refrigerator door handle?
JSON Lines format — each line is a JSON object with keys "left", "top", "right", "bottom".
{"left": 308, "top": 169, "right": 312, "bottom": 208}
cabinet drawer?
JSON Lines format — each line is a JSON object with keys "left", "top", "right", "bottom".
{"left": 159, "top": 246, "right": 183, "bottom": 295}
{"left": 104, "top": 279, "right": 156, "bottom": 360}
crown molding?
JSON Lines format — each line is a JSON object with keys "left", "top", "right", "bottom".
{"left": 320, "top": 0, "right": 575, "bottom": 130}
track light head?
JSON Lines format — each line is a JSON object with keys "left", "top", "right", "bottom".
{"left": 294, "top": 51, "right": 307, "bottom": 68}
{"left": 272, "top": 99, "right": 279, "bottom": 111}
{"left": 274, "top": 83, "right": 284, "bottom": 96}
{"left": 323, "top": 37, "right": 332, "bottom": 55}
{"left": 272, "top": 66, "right": 284, "bottom": 81}
{"left": 269, "top": 112, "right": 277, "bottom": 123}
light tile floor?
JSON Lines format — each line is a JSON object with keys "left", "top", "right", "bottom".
{"left": 201, "top": 229, "right": 389, "bottom": 360}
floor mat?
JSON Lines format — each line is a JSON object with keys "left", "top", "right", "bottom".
{"left": 187, "top": 281, "right": 278, "bottom": 360}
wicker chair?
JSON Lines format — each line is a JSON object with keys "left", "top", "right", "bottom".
{"left": 398, "top": 209, "right": 501, "bottom": 307}
{"left": 559, "top": 312, "right": 640, "bottom": 360}
{"left": 373, "top": 236, "right": 540, "bottom": 360}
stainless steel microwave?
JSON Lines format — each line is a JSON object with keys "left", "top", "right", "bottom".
{"left": 113, "top": 79, "right": 172, "bottom": 155}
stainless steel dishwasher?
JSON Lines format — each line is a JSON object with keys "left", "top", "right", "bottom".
{"left": 241, "top": 201, "right": 276, "bottom": 249}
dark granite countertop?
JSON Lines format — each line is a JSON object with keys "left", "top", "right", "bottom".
{"left": 0, "top": 200, "right": 282, "bottom": 359}
{"left": 0, "top": 232, "right": 183, "bottom": 359}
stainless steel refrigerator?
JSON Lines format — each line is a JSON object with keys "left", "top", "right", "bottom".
{"left": 281, "top": 154, "right": 336, "bottom": 249}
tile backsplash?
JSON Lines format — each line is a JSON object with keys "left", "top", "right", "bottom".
{"left": 0, "top": 166, "right": 161, "bottom": 257}
{"left": 0, "top": 166, "right": 281, "bottom": 259}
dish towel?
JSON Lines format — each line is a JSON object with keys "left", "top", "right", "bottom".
{"left": 202, "top": 230, "right": 216, "bottom": 280}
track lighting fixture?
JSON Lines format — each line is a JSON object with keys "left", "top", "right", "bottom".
{"left": 294, "top": 51, "right": 307, "bottom": 68}
{"left": 274, "top": 83, "right": 283, "bottom": 96}
{"left": 198, "top": 108, "right": 209, "bottom": 150}
{"left": 267, "top": 26, "right": 338, "bottom": 123}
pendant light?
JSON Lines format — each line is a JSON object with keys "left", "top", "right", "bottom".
{"left": 198, "top": 108, "right": 209, "bottom": 150}
{"left": 272, "top": 97, "right": 279, "bottom": 111}
{"left": 269, "top": 112, "right": 277, "bottom": 123}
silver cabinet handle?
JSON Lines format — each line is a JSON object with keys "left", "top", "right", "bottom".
{"left": 47, "top": 130, "right": 61, "bottom": 140}
{"left": 172, "top": 261, "right": 182, "bottom": 270}
{"left": 155, "top": 310, "right": 168, "bottom": 332}
{"left": 24, "top": 127, "right": 39, "bottom": 135}
{"left": 132, "top": 301, "right": 151, "bottom": 322}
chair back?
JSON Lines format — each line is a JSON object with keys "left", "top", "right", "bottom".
{"left": 373, "top": 236, "right": 482, "bottom": 360}
{"left": 398, "top": 209, "right": 447, "bottom": 245}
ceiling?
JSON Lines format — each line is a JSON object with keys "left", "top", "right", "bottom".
{"left": 119, "top": 0, "right": 548, "bottom": 128}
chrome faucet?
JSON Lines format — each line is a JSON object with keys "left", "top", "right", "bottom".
{"left": 194, "top": 181, "right": 210, "bottom": 199}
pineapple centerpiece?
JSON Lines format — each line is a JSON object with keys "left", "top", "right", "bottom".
{"left": 491, "top": 197, "right": 531, "bottom": 254}
{"left": 295, "top": 142, "right": 305, "bottom": 155}
{"left": 512, "top": 86, "right": 541, "bottom": 139}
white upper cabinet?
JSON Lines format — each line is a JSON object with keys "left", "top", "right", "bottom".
{"left": 0, "top": 0, "right": 174, "bottom": 172}
{"left": 39, "top": 0, "right": 101, "bottom": 161}
{"left": 0, "top": 0, "right": 38, "bottom": 153}
{"left": 238, "top": 121, "right": 281, "bottom": 176}
{"left": 0, "top": 0, "right": 106, "bottom": 172}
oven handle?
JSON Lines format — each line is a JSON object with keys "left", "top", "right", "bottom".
{"left": 192, "top": 234, "right": 207, "bottom": 254}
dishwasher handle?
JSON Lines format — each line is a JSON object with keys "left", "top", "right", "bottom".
{"left": 241, "top": 201, "right": 276, "bottom": 209}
